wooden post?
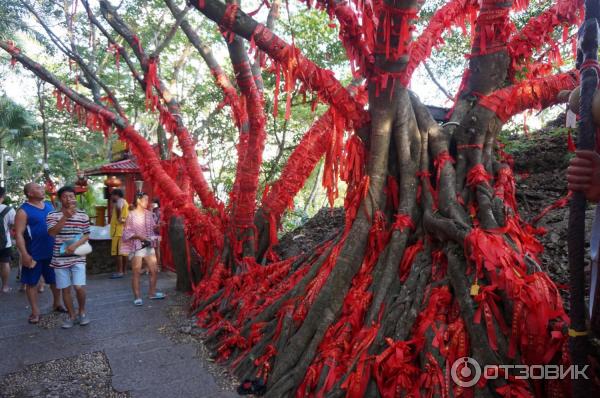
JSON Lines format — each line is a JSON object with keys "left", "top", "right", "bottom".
{"left": 168, "top": 216, "right": 191, "bottom": 292}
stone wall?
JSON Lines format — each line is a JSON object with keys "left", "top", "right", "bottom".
{"left": 87, "top": 240, "right": 113, "bottom": 275}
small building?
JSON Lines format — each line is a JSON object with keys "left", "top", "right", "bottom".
{"left": 84, "top": 141, "right": 177, "bottom": 272}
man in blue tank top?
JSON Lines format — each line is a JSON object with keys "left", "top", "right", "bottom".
{"left": 14, "top": 183, "right": 64, "bottom": 324}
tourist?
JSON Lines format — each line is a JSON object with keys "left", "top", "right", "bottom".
{"left": 47, "top": 186, "right": 91, "bottom": 329}
{"left": 109, "top": 189, "right": 128, "bottom": 279}
{"left": 122, "top": 192, "right": 165, "bottom": 306}
{"left": 14, "top": 182, "right": 64, "bottom": 324}
{"left": 0, "top": 187, "right": 15, "bottom": 293}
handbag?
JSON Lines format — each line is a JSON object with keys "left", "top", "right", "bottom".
{"left": 60, "top": 233, "right": 92, "bottom": 256}
{"left": 74, "top": 242, "right": 93, "bottom": 256}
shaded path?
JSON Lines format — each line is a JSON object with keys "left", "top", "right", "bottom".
{"left": 0, "top": 269, "right": 236, "bottom": 398}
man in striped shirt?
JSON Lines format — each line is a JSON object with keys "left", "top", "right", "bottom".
{"left": 47, "top": 186, "right": 91, "bottom": 329}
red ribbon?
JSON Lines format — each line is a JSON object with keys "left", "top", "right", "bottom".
{"left": 466, "top": 164, "right": 492, "bottom": 187}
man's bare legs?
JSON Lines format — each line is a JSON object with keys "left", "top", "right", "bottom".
{"left": 0, "top": 262, "right": 10, "bottom": 292}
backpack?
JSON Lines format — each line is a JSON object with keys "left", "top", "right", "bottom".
{"left": 0, "top": 206, "right": 13, "bottom": 250}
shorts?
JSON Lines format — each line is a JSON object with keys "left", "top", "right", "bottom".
{"left": 54, "top": 263, "right": 86, "bottom": 289}
{"left": 21, "top": 258, "right": 56, "bottom": 286}
{"left": 111, "top": 237, "right": 125, "bottom": 256}
{"left": 0, "top": 247, "right": 12, "bottom": 263}
{"left": 132, "top": 247, "right": 155, "bottom": 258}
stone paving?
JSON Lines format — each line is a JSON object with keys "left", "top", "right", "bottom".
{"left": 0, "top": 268, "right": 237, "bottom": 398}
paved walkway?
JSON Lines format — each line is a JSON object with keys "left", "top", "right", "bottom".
{"left": 0, "top": 269, "right": 236, "bottom": 398}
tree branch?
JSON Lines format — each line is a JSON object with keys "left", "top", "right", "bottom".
{"left": 423, "top": 61, "right": 453, "bottom": 100}
{"left": 21, "top": 0, "right": 126, "bottom": 117}
{"left": 190, "top": 0, "right": 369, "bottom": 129}
{"left": 151, "top": 5, "right": 191, "bottom": 58}
{"left": 98, "top": 0, "right": 221, "bottom": 211}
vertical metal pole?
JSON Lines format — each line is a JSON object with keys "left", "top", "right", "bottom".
{"left": 568, "top": 1, "right": 600, "bottom": 396}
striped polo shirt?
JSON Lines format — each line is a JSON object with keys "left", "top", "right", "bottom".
{"left": 47, "top": 209, "right": 90, "bottom": 268}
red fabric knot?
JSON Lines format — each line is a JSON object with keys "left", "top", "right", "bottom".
{"left": 374, "top": 6, "right": 418, "bottom": 62}
{"left": 434, "top": 150, "right": 455, "bottom": 191}
{"left": 144, "top": 58, "right": 160, "bottom": 111}
{"left": 221, "top": 3, "right": 239, "bottom": 30}
{"left": 398, "top": 239, "right": 423, "bottom": 282}
{"left": 473, "top": 284, "right": 510, "bottom": 351}
{"left": 6, "top": 40, "right": 20, "bottom": 66}
{"left": 466, "top": 164, "right": 491, "bottom": 187}
{"left": 392, "top": 213, "right": 415, "bottom": 232}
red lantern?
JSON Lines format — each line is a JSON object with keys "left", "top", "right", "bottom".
{"left": 104, "top": 175, "right": 122, "bottom": 187}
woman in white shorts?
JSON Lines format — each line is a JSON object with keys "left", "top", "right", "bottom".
{"left": 121, "top": 192, "right": 165, "bottom": 306}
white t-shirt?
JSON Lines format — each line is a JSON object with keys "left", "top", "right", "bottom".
{"left": 0, "top": 204, "right": 16, "bottom": 248}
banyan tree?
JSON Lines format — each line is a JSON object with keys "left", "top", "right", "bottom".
{"left": 2, "top": 0, "right": 599, "bottom": 396}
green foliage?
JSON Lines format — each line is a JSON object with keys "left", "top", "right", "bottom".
{"left": 0, "top": 0, "right": 581, "bottom": 222}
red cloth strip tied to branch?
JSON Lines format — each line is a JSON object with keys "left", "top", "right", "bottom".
{"left": 221, "top": 3, "right": 239, "bottom": 30}
{"left": 298, "top": 213, "right": 389, "bottom": 396}
{"left": 262, "top": 112, "right": 333, "bottom": 221}
{"left": 401, "top": 0, "right": 478, "bottom": 86}
{"left": 6, "top": 40, "right": 20, "bottom": 66}
{"left": 144, "top": 57, "right": 160, "bottom": 111}
{"left": 322, "top": 108, "right": 348, "bottom": 207}
{"left": 473, "top": 284, "right": 510, "bottom": 351}
{"left": 374, "top": 338, "right": 422, "bottom": 397}
{"left": 472, "top": 0, "right": 513, "bottom": 56}
{"left": 251, "top": 23, "right": 369, "bottom": 129}
{"left": 507, "top": 0, "right": 583, "bottom": 79}
{"left": 478, "top": 71, "right": 579, "bottom": 123}
{"left": 464, "top": 222, "right": 569, "bottom": 367}
{"left": 374, "top": 5, "right": 417, "bottom": 62}
{"left": 154, "top": 101, "right": 223, "bottom": 213}
{"left": 232, "top": 81, "right": 267, "bottom": 231}
{"left": 494, "top": 166, "right": 517, "bottom": 211}
{"left": 466, "top": 164, "right": 491, "bottom": 188}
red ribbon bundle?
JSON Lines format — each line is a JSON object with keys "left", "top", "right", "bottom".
{"left": 507, "top": 0, "right": 583, "bottom": 79}
{"left": 401, "top": 0, "right": 478, "bottom": 86}
{"left": 473, "top": 284, "right": 510, "bottom": 351}
{"left": 479, "top": 71, "right": 579, "bottom": 123}
{"left": 466, "top": 164, "right": 492, "bottom": 188}
{"left": 374, "top": 5, "right": 417, "bottom": 61}
{"left": 144, "top": 58, "right": 160, "bottom": 111}
{"left": 473, "top": 0, "right": 513, "bottom": 55}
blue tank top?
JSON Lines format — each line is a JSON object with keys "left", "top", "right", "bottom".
{"left": 21, "top": 201, "right": 55, "bottom": 261}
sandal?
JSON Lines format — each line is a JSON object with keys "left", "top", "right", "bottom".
{"left": 133, "top": 298, "right": 143, "bottom": 306}
{"left": 110, "top": 273, "right": 124, "bottom": 279}
{"left": 53, "top": 306, "right": 68, "bottom": 313}
{"left": 149, "top": 292, "right": 166, "bottom": 300}
{"left": 28, "top": 314, "right": 40, "bottom": 324}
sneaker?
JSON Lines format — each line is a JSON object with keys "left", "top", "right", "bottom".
{"left": 78, "top": 314, "right": 90, "bottom": 326}
{"left": 61, "top": 318, "right": 77, "bottom": 329}
{"left": 149, "top": 292, "right": 166, "bottom": 300}
{"left": 133, "top": 298, "right": 143, "bottom": 306}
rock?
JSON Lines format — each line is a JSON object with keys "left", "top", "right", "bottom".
{"left": 180, "top": 325, "right": 192, "bottom": 334}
